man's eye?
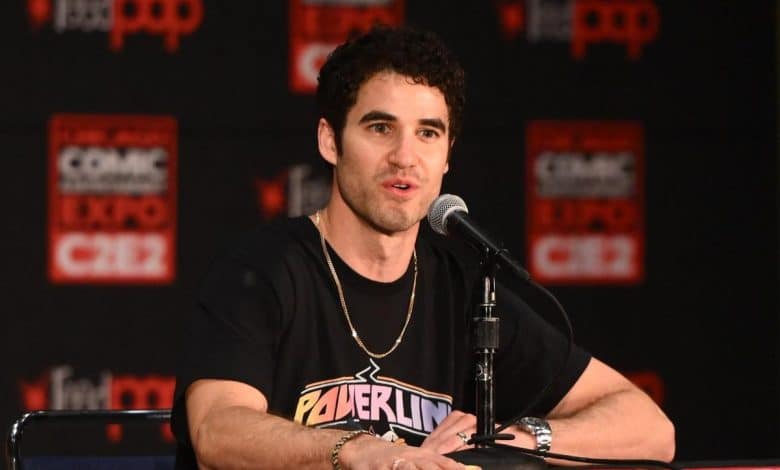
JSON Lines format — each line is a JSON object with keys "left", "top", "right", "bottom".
{"left": 419, "top": 129, "right": 439, "bottom": 139}
{"left": 369, "top": 123, "right": 391, "bottom": 134}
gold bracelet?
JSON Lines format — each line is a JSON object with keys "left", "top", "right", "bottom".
{"left": 331, "top": 429, "right": 371, "bottom": 470}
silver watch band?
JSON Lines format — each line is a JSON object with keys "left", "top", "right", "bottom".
{"left": 518, "top": 416, "right": 552, "bottom": 452}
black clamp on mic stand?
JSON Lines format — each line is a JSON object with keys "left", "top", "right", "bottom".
{"left": 446, "top": 247, "right": 546, "bottom": 470}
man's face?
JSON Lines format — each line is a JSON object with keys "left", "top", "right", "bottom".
{"left": 320, "top": 71, "right": 451, "bottom": 234}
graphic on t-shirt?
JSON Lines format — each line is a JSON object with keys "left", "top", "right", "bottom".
{"left": 293, "top": 359, "right": 452, "bottom": 438}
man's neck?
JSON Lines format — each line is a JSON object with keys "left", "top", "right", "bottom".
{"left": 313, "top": 202, "right": 419, "bottom": 283}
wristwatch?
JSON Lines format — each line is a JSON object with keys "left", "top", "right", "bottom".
{"left": 517, "top": 417, "right": 552, "bottom": 452}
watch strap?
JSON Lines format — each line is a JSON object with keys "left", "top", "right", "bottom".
{"left": 518, "top": 416, "right": 552, "bottom": 452}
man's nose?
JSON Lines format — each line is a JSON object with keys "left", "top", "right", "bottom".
{"left": 387, "top": 131, "right": 416, "bottom": 168}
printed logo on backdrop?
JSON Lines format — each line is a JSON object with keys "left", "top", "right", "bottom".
{"left": 526, "top": 121, "right": 644, "bottom": 284}
{"left": 48, "top": 114, "right": 177, "bottom": 284}
{"left": 289, "top": 0, "right": 405, "bottom": 93}
{"left": 26, "top": 0, "right": 204, "bottom": 52}
{"left": 255, "top": 164, "right": 331, "bottom": 220}
{"left": 493, "top": 0, "right": 659, "bottom": 60}
{"left": 18, "top": 365, "right": 175, "bottom": 442}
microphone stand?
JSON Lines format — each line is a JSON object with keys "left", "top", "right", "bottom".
{"left": 475, "top": 248, "right": 500, "bottom": 443}
{"left": 445, "top": 248, "right": 546, "bottom": 470}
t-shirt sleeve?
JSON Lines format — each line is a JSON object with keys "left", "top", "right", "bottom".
{"left": 493, "top": 282, "right": 591, "bottom": 421}
{"left": 170, "top": 247, "right": 284, "bottom": 448}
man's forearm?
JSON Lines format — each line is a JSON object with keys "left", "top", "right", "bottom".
{"left": 193, "top": 405, "right": 346, "bottom": 470}
{"left": 518, "top": 388, "right": 675, "bottom": 463}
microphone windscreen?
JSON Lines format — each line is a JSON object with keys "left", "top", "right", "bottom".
{"left": 428, "top": 194, "right": 468, "bottom": 235}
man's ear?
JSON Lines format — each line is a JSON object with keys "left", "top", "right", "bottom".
{"left": 318, "top": 118, "right": 338, "bottom": 165}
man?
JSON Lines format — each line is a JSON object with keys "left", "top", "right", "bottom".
{"left": 172, "top": 26, "right": 674, "bottom": 469}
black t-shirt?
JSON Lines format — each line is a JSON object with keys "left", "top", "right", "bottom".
{"left": 172, "top": 217, "right": 591, "bottom": 468}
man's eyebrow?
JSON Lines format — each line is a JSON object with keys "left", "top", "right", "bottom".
{"left": 419, "top": 118, "right": 447, "bottom": 133}
{"left": 357, "top": 112, "right": 447, "bottom": 133}
{"left": 358, "top": 111, "right": 397, "bottom": 123}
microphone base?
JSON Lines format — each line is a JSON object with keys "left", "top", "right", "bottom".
{"left": 445, "top": 446, "right": 546, "bottom": 470}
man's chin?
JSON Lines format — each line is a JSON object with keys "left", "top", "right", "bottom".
{"left": 370, "top": 211, "right": 422, "bottom": 235}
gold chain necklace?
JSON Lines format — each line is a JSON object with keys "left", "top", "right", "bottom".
{"left": 314, "top": 211, "right": 417, "bottom": 359}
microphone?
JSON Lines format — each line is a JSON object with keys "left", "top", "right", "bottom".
{"left": 428, "top": 194, "right": 531, "bottom": 281}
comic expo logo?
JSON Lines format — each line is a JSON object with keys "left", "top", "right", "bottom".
{"left": 526, "top": 121, "right": 644, "bottom": 284}
{"left": 19, "top": 365, "right": 175, "bottom": 442}
{"left": 289, "top": 0, "right": 405, "bottom": 93}
{"left": 493, "top": 0, "right": 659, "bottom": 60}
{"left": 255, "top": 163, "right": 331, "bottom": 220}
{"left": 26, "top": 0, "right": 203, "bottom": 52}
{"left": 48, "top": 114, "right": 177, "bottom": 284}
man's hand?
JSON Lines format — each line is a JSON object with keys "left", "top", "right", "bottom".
{"left": 340, "top": 434, "right": 466, "bottom": 470}
{"left": 421, "top": 410, "right": 536, "bottom": 455}
{"left": 419, "top": 410, "right": 477, "bottom": 455}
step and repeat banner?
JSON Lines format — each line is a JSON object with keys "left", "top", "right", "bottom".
{"left": 1, "top": 0, "right": 777, "bottom": 463}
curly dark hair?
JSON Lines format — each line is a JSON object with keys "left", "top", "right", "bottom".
{"left": 316, "top": 25, "right": 466, "bottom": 153}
